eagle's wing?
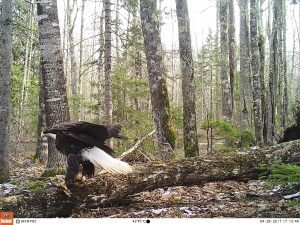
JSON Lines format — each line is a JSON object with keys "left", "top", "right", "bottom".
{"left": 44, "top": 122, "right": 110, "bottom": 141}
{"left": 61, "top": 131, "right": 114, "bottom": 155}
{"left": 44, "top": 122, "right": 125, "bottom": 155}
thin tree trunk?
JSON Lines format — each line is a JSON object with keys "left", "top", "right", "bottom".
{"left": 0, "top": 0, "right": 13, "bottom": 183}
{"left": 215, "top": 0, "right": 221, "bottom": 119}
{"left": 298, "top": 1, "right": 300, "bottom": 100}
{"left": 228, "top": 0, "right": 236, "bottom": 117}
{"left": 78, "top": 0, "right": 86, "bottom": 120}
{"left": 115, "top": 0, "right": 120, "bottom": 59}
{"left": 67, "top": 0, "right": 78, "bottom": 98}
{"left": 35, "top": 68, "right": 47, "bottom": 163}
{"left": 239, "top": 0, "right": 252, "bottom": 130}
{"left": 20, "top": 1, "right": 35, "bottom": 128}
{"left": 140, "top": 0, "right": 176, "bottom": 160}
{"left": 104, "top": 0, "right": 113, "bottom": 147}
{"left": 37, "top": 0, "right": 70, "bottom": 171}
{"left": 175, "top": 0, "right": 199, "bottom": 157}
{"left": 257, "top": 0, "right": 266, "bottom": 142}
{"left": 259, "top": 35, "right": 267, "bottom": 143}
{"left": 134, "top": 52, "right": 142, "bottom": 111}
{"left": 250, "top": 0, "right": 263, "bottom": 145}
{"left": 219, "top": 0, "right": 232, "bottom": 120}
{"left": 266, "top": 0, "right": 279, "bottom": 144}
{"left": 282, "top": 1, "right": 288, "bottom": 130}
{"left": 98, "top": 8, "right": 105, "bottom": 123}
{"left": 277, "top": 1, "right": 284, "bottom": 132}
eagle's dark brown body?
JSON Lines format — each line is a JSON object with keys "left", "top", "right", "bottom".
{"left": 43, "top": 122, "right": 131, "bottom": 183}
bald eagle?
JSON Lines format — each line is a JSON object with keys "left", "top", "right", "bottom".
{"left": 43, "top": 122, "right": 133, "bottom": 184}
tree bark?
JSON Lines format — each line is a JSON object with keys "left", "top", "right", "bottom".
{"left": 250, "top": 0, "right": 263, "bottom": 145}
{"left": 228, "top": 0, "right": 236, "bottom": 117}
{"left": 257, "top": 0, "right": 267, "bottom": 143}
{"left": 239, "top": 0, "right": 252, "bottom": 130}
{"left": 78, "top": 0, "right": 86, "bottom": 121}
{"left": 104, "top": 0, "right": 113, "bottom": 147}
{"left": 1, "top": 140, "right": 300, "bottom": 217}
{"left": 175, "top": 0, "right": 199, "bottom": 157}
{"left": 140, "top": 0, "right": 176, "bottom": 160}
{"left": 66, "top": 0, "right": 78, "bottom": 98}
{"left": 282, "top": 1, "right": 288, "bottom": 130}
{"left": 37, "top": 0, "right": 70, "bottom": 170}
{"left": 97, "top": 8, "right": 105, "bottom": 123}
{"left": 0, "top": 0, "right": 13, "bottom": 183}
{"left": 35, "top": 68, "right": 47, "bottom": 162}
{"left": 219, "top": 0, "right": 232, "bottom": 120}
{"left": 266, "top": 0, "right": 279, "bottom": 144}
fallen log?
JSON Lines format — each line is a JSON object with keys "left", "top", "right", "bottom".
{"left": 1, "top": 140, "right": 300, "bottom": 217}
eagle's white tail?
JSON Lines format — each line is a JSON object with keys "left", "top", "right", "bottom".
{"left": 81, "top": 147, "right": 133, "bottom": 174}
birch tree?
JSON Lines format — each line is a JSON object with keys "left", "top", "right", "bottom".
{"left": 250, "top": 0, "right": 263, "bottom": 144}
{"left": 0, "top": 0, "right": 13, "bottom": 182}
{"left": 175, "top": 0, "right": 199, "bottom": 157}
{"left": 37, "top": 0, "right": 70, "bottom": 171}
{"left": 140, "top": 0, "right": 176, "bottom": 160}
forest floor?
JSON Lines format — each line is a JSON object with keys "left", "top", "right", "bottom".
{"left": 2, "top": 152, "right": 300, "bottom": 218}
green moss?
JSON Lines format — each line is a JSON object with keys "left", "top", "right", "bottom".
{"left": 184, "top": 138, "right": 199, "bottom": 157}
{"left": 285, "top": 201, "right": 300, "bottom": 209}
{"left": 28, "top": 181, "right": 47, "bottom": 192}
{"left": 0, "top": 195, "right": 22, "bottom": 204}
{"left": 217, "top": 145, "right": 237, "bottom": 154}
{"left": 238, "top": 130, "right": 255, "bottom": 147}
{"left": 165, "top": 126, "right": 176, "bottom": 149}
{"left": 268, "top": 164, "right": 300, "bottom": 183}
{"left": 41, "top": 168, "right": 65, "bottom": 177}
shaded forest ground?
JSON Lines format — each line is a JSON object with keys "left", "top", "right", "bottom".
{"left": 1, "top": 144, "right": 300, "bottom": 218}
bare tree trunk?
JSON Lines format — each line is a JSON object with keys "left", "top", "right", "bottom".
{"left": 239, "top": 0, "right": 252, "bottom": 130}
{"left": 134, "top": 52, "right": 142, "bottom": 111}
{"left": 282, "top": 1, "right": 288, "bottom": 130}
{"left": 37, "top": 0, "right": 70, "bottom": 170}
{"left": 175, "top": 0, "right": 199, "bottom": 157}
{"left": 250, "top": 0, "right": 263, "bottom": 145}
{"left": 78, "top": 0, "right": 86, "bottom": 120}
{"left": 98, "top": 8, "right": 105, "bottom": 123}
{"left": 215, "top": 0, "right": 221, "bottom": 119}
{"left": 277, "top": 1, "right": 284, "bottom": 132}
{"left": 228, "top": 0, "right": 236, "bottom": 117}
{"left": 266, "top": 0, "right": 279, "bottom": 144}
{"left": 67, "top": 0, "right": 78, "bottom": 98}
{"left": 115, "top": 0, "right": 120, "bottom": 59}
{"left": 257, "top": 0, "right": 266, "bottom": 142}
{"left": 140, "top": 0, "right": 176, "bottom": 160}
{"left": 35, "top": 68, "right": 47, "bottom": 163}
{"left": 20, "top": 0, "right": 35, "bottom": 128}
{"left": 104, "top": 0, "right": 113, "bottom": 147}
{"left": 219, "top": 0, "right": 232, "bottom": 120}
{"left": 298, "top": 1, "right": 300, "bottom": 100}
{"left": 0, "top": 0, "right": 13, "bottom": 183}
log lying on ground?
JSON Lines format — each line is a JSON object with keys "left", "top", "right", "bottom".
{"left": 1, "top": 140, "right": 300, "bottom": 217}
